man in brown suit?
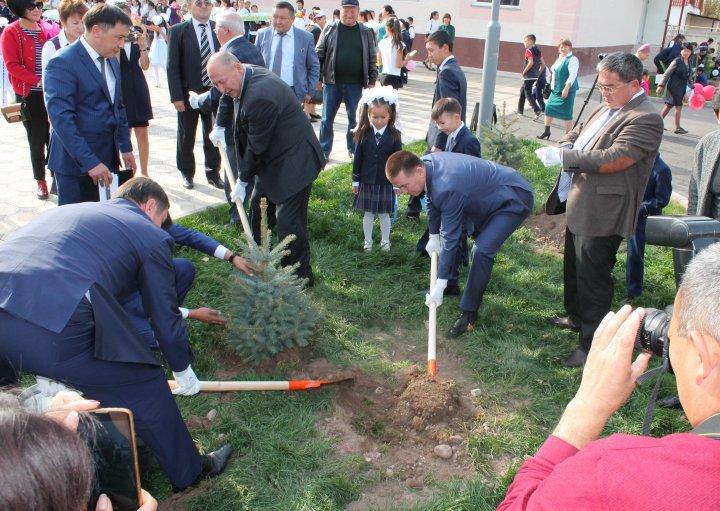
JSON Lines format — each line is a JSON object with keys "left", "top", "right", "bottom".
{"left": 536, "top": 52, "right": 664, "bottom": 367}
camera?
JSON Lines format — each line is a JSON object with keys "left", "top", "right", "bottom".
{"left": 598, "top": 53, "right": 608, "bottom": 61}
{"left": 125, "top": 25, "right": 142, "bottom": 43}
{"left": 635, "top": 307, "right": 671, "bottom": 358}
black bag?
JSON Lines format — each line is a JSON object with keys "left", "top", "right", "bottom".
{"left": 542, "top": 83, "right": 551, "bottom": 100}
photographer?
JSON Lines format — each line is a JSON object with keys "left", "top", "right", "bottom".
{"left": 498, "top": 244, "right": 720, "bottom": 510}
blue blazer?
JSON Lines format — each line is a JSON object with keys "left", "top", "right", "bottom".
{"left": 640, "top": 155, "right": 672, "bottom": 217}
{"left": 167, "top": 223, "right": 220, "bottom": 257}
{"left": 255, "top": 26, "right": 319, "bottom": 101}
{"left": 435, "top": 125, "right": 481, "bottom": 158}
{"left": 425, "top": 153, "right": 534, "bottom": 279}
{"left": 433, "top": 57, "right": 467, "bottom": 121}
{"left": 352, "top": 129, "right": 403, "bottom": 185}
{"left": 44, "top": 40, "right": 132, "bottom": 176}
{"left": 0, "top": 199, "right": 192, "bottom": 371}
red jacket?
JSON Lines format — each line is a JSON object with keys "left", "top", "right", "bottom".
{"left": 0, "top": 20, "right": 58, "bottom": 95}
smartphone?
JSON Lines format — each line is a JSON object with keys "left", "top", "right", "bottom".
{"left": 407, "top": 50, "right": 418, "bottom": 58}
{"left": 79, "top": 408, "right": 142, "bottom": 511}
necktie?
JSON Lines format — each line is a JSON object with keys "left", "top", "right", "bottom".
{"left": 97, "top": 55, "right": 106, "bottom": 80}
{"left": 199, "top": 23, "right": 211, "bottom": 87}
{"left": 375, "top": 131, "right": 382, "bottom": 145}
{"left": 445, "top": 135, "right": 454, "bottom": 152}
{"left": 272, "top": 32, "right": 286, "bottom": 77}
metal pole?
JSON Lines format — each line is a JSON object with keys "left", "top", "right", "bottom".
{"left": 661, "top": 0, "right": 673, "bottom": 48}
{"left": 479, "top": 0, "right": 501, "bottom": 129}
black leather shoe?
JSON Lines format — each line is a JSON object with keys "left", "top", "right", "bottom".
{"left": 448, "top": 310, "right": 478, "bottom": 338}
{"left": 200, "top": 443, "right": 233, "bottom": 478}
{"left": 444, "top": 283, "right": 461, "bottom": 296}
{"left": 207, "top": 176, "right": 224, "bottom": 190}
{"left": 182, "top": 177, "right": 194, "bottom": 189}
{"left": 561, "top": 348, "right": 588, "bottom": 368}
{"left": 657, "top": 395, "right": 681, "bottom": 409}
{"left": 548, "top": 316, "right": 580, "bottom": 332}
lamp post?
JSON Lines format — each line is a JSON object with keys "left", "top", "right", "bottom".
{"left": 479, "top": 0, "right": 501, "bottom": 129}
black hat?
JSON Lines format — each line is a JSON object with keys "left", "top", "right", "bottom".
{"left": 341, "top": 0, "right": 359, "bottom": 6}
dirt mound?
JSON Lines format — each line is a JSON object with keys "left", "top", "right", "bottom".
{"left": 524, "top": 212, "right": 566, "bottom": 252}
{"left": 394, "top": 366, "right": 462, "bottom": 427}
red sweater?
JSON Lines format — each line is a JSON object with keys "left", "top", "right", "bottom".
{"left": 0, "top": 20, "right": 58, "bottom": 95}
{"left": 498, "top": 433, "right": 720, "bottom": 510}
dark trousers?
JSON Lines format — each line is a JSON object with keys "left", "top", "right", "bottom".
{"left": 319, "top": 83, "right": 362, "bottom": 156}
{"left": 176, "top": 107, "right": 220, "bottom": 180}
{"left": 55, "top": 169, "right": 132, "bottom": 206}
{"left": 626, "top": 215, "right": 647, "bottom": 299}
{"left": 0, "top": 303, "right": 202, "bottom": 488}
{"left": 563, "top": 228, "right": 623, "bottom": 351}
{"left": 249, "top": 184, "right": 313, "bottom": 282}
{"left": 18, "top": 90, "right": 49, "bottom": 181}
{"left": 532, "top": 74, "right": 546, "bottom": 111}
{"left": 122, "top": 258, "right": 196, "bottom": 348}
{"left": 459, "top": 194, "right": 532, "bottom": 312}
{"left": 518, "top": 79, "right": 542, "bottom": 115}
{"left": 407, "top": 191, "right": 425, "bottom": 218}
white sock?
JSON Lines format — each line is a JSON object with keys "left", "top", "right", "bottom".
{"left": 379, "top": 213, "right": 391, "bottom": 244}
{"left": 363, "top": 212, "right": 375, "bottom": 244}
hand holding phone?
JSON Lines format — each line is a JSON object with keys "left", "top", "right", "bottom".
{"left": 407, "top": 50, "right": 418, "bottom": 58}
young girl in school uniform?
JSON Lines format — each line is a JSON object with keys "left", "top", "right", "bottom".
{"left": 352, "top": 87, "right": 403, "bottom": 251}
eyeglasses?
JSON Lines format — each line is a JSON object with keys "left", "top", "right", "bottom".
{"left": 597, "top": 81, "right": 632, "bottom": 94}
{"left": 29, "top": 2, "right": 43, "bottom": 10}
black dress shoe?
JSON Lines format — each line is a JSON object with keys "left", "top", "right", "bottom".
{"left": 309, "top": 113, "right": 321, "bottom": 119}
{"left": 657, "top": 395, "right": 681, "bottom": 409}
{"left": 444, "top": 283, "right": 461, "bottom": 296}
{"left": 172, "top": 443, "right": 233, "bottom": 492}
{"left": 207, "top": 176, "right": 224, "bottom": 190}
{"left": 182, "top": 177, "right": 194, "bottom": 189}
{"left": 548, "top": 316, "right": 580, "bottom": 332}
{"left": 561, "top": 348, "right": 588, "bottom": 368}
{"left": 448, "top": 310, "right": 478, "bottom": 338}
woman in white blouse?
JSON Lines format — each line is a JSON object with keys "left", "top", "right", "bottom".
{"left": 40, "top": 0, "right": 87, "bottom": 82}
{"left": 377, "top": 17, "right": 415, "bottom": 89}
{"left": 426, "top": 10, "right": 440, "bottom": 35}
{"left": 538, "top": 38, "right": 579, "bottom": 139}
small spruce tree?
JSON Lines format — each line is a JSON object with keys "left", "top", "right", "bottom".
{"left": 480, "top": 102, "right": 526, "bottom": 170}
{"left": 227, "top": 199, "right": 320, "bottom": 363}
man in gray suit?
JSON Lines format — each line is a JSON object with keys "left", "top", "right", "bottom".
{"left": 537, "top": 52, "right": 664, "bottom": 367}
{"left": 387, "top": 151, "right": 534, "bottom": 337}
{"left": 208, "top": 52, "right": 325, "bottom": 284}
{"left": 688, "top": 129, "right": 720, "bottom": 219}
{"left": 255, "top": 1, "right": 319, "bottom": 106}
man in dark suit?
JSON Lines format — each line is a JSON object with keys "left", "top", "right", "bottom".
{"left": 208, "top": 52, "right": 325, "bottom": 283}
{"left": 191, "top": 9, "right": 265, "bottom": 223}
{"left": 254, "top": 1, "right": 319, "bottom": 105}
{"left": 537, "top": 52, "right": 664, "bottom": 367}
{"left": 0, "top": 178, "right": 232, "bottom": 490}
{"left": 44, "top": 4, "right": 137, "bottom": 205}
{"left": 166, "top": 0, "right": 222, "bottom": 190}
{"left": 406, "top": 29, "right": 467, "bottom": 220}
{"left": 387, "top": 151, "right": 534, "bottom": 337}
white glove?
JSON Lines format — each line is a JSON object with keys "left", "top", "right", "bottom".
{"left": 231, "top": 178, "right": 248, "bottom": 203}
{"left": 425, "top": 278, "right": 448, "bottom": 308}
{"left": 535, "top": 146, "right": 563, "bottom": 167}
{"left": 171, "top": 365, "right": 201, "bottom": 396}
{"left": 188, "top": 90, "right": 200, "bottom": 109}
{"left": 209, "top": 126, "right": 226, "bottom": 148}
{"left": 36, "top": 376, "right": 72, "bottom": 397}
{"left": 425, "top": 234, "right": 441, "bottom": 256}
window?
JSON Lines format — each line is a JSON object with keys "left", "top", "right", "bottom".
{"left": 473, "top": 0, "right": 521, "bottom": 6}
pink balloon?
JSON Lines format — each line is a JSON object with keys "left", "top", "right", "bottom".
{"left": 702, "top": 85, "right": 716, "bottom": 101}
{"left": 694, "top": 83, "right": 704, "bottom": 94}
{"left": 406, "top": 59, "right": 416, "bottom": 71}
{"left": 689, "top": 92, "right": 706, "bottom": 111}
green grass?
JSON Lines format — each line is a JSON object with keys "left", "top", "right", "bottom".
{"left": 166, "top": 139, "right": 686, "bottom": 510}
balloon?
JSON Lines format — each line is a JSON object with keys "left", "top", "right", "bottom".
{"left": 689, "top": 92, "right": 706, "bottom": 111}
{"left": 406, "top": 59, "right": 416, "bottom": 71}
{"left": 694, "top": 83, "right": 704, "bottom": 94}
{"left": 713, "top": 69, "right": 719, "bottom": 77}
{"left": 702, "top": 85, "right": 716, "bottom": 101}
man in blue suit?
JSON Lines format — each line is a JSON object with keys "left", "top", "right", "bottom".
{"left": 0, "top": 178, "right": 233, "bottom": 490}
{"left": 387, "top": 151, "right": 534, "bottom": 337}
{"left": 44, "top": 4, "right": 137, "bottom": 206}
{"left": 254, "top": 1, "right": 319, "bottom": 104}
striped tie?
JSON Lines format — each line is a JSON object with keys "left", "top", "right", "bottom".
{"left": 199, "top": 23, "right": 211, "bottom": 87}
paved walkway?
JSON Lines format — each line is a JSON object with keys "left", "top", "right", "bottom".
{"left": 1, "top": 66, "right": 715, "bottom": 238}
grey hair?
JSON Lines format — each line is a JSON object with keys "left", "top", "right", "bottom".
{"left": 596, "top": 52, "right": 643, "bottom": 83}
{"left": 676, "top": 243, "right": 720, "bottom": 340}
{"left": 209, "top": 50, "right": 241, "bottom": 67}
{"left": 216, "top": 10, "right": 245, "bottom": 35}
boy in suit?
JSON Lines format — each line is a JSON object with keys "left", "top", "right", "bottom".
{"left": 431, "top": 97, "right": 481, "bottom": 157}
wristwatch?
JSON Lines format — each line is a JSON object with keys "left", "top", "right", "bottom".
{"left": 228, "top": 252, "right": 239, "bottom": 265}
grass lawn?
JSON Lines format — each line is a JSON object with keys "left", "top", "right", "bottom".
{"left": 161, "top": 139, "right": 687, "bottom": 510}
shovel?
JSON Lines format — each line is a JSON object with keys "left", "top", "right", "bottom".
{"left": 218, "top": 142, "right": 254, "bottom": 244}
{"left": 427, "top": 250, "right": 438, "bottom": 377}
{"left": 168, "top": 377, "right": 354, "bottom": 393}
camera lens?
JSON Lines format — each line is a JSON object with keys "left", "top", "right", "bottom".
{"left": 635, "top": 308, "right": 671, "bottom": 357}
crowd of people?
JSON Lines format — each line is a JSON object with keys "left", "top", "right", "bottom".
{"left": 0, "top": 0, "right": 720, "bottom": 508}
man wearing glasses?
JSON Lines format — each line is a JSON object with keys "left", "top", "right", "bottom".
{"left": 167, "top": 0, "right": 223, "bottom": 190}
{"left": 535, "top": 52, "right": 664, "bottom": 368}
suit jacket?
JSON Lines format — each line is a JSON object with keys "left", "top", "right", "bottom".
{"left": 231, "top": 65, "right": 325, "bottom": 203}
{"left": 545, "top": 93, "right": 664, "bottom": 238}
{"left": 352, "top": 129, "right": 402, "bottom": 185}
{"left": 425, "top": 153, "right": 534, "bottom": 279}
{"left": 688, "top": 130, "right": 720, "bottom": 216}
{"left": 166, "top": 19, "right": 220, "bottom": 103}
{"left": 0, "top": 199, "right": 192, "bottom": 372}
{"left": 255, "top": 26, "right": 319, "bottom": 101}
{"left": 641, "top": 156, "right": 672, "bottom": 217}
{"left": 167, "top": 223, "right": 220, "bottom": 257}
{"left": 433, "top": 57, "right": 467, "bottom": 121}
{"left": 45, "top": 40, "right": 131, "bottom": 176}
{"left": 434, "top": 125, "right": 481, "bottom": 158}
{"left": 196, "top": 34, "right": 265, "bottom": 128}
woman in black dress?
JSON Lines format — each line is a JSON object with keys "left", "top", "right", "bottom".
{"left": 657, "top": 43, "right": 693, "bottom": 135}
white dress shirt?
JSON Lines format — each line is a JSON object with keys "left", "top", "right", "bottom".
{"left": 269, "top": 27, "right": 295, "bottom": 87}
{"left": 191, "top": 17, "right": 216, "bottom": 53}
{"left": 80, "top": 36, "right": 116, "bottom": 102}
{"left": 439, "top": 54, "right": 455, "bottom": 71}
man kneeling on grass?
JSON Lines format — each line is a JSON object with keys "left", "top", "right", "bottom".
{"left": 498, "top": 243, "right": 720, "bottom": 510}
{"left": 386, "top": 151, "right": 534, "bottom": 337}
